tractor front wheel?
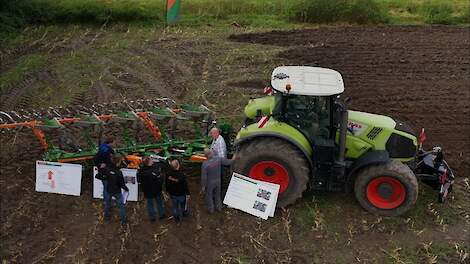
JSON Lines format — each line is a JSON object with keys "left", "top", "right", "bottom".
{"left": 234, "top": 138, "right": 309, "bottom": 208}
{"left": 354, "top": 161, "right": 418, "bottom": 217}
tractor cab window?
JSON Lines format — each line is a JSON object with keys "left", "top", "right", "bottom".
{"left": 273, "top": 94, "right": 331, "bottom": 143}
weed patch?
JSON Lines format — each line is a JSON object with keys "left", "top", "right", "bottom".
{"left": 0, "top": 54, "right": 46, "bottom": 93}
{"left": 290, "top": 0, "right": 390, "bottom": 24}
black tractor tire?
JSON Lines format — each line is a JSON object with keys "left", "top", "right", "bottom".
{"left": 233, "top": 137, "right": 310, "bottom": 208}
{"left": 354, "top": 160, "right": 418, "bottom": 217}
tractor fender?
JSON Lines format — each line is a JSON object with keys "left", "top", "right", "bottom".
{"left": 346, "top": 150, "right": 390, "bottom": 191}
{"left": 234, "top": 132, "right": 313, "bottom": 171}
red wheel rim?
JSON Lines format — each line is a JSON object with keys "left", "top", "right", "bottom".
{"left": 249, "top": 161, "right": 289, "bottom": 193}
{"left": 366, "top": 176, "right": 406, "bottom": 209}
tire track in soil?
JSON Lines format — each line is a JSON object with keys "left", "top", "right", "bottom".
{"left": 1, "top": 70, "right": 59, "bottom": 111}
{"left": 0, "top": 75, "right": 37, "bottom": 110}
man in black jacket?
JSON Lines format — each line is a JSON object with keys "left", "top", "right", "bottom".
{"left": 95, "top": 156, "right": 128, "bottom": 225}
{"left": 166, "top": 159, "right": 190, "bottom": 223}
{"left": 137, "top": 157, "right": 165, "bottom": 222}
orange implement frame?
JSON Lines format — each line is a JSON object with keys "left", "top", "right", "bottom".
{"left": 0, "top": 115, "right": 113, "bottom": 151}
{"left": 136, "top": 112, "right": 162, "bottom": 141}
{"left": 125, "top": 154, "right": 143, "bottom": 169}
{"left": 0, "top": 121, "right": 49, "bottom": 150}
{"left": 0, "top": 111, "right": 169, "bottom": 152}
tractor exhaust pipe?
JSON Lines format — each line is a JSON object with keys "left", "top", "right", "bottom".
{"left": 330, "top": 99, "right": 348, "bottom": 189}
{"left": 337, "top": 102, "right": 348, "bottom": 163}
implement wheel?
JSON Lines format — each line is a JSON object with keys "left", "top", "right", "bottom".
{"left": 354, "top": 161, "right": 418, "bottom": 216}
{"left": 234, "top": 138, "right": 309, "bottom": 208}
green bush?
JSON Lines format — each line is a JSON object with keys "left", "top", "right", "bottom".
{"left": 457, "top": 7, "right": 470, "bottom": 24}
{"left": 50, "top": 0, "right": 163, "bottom": 24}
{"left": 1, "top": 0, "right": 163, "bottom": 32}
{"left": 290, "top": 0, "right": 389, "bottom": 24}
{"left": 421, "top": 0, "right": 456, "bottom": 24}
{"left": 0, "top": 0, "right": 29, "bottom": 33}
{"left": 347, "top": 0, "right": 390, "bottom": 24}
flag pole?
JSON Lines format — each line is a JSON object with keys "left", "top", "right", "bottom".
{"left": 164, "top": 0, "right": 168, "bottom": 27}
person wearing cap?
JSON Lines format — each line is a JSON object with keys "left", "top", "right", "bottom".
{"left": 137, "top": 157, "right": 165, "bottom": 222}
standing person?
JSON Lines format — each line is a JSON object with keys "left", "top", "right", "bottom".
{"left": 210, "top": 127, "right": 227, "bottom": 159}
{"left": 94, "top": 135, "right": 116, "bottom": 168}
{"left": 137, "top": 157, "right": 165, "bottom": 222}
{"left": 209, "top": 127, "right": 227, "bottom": 189}
{"left": 200, "top": 148, "right": 236, "bottom": 213}
{"left": 165, "top": 160, "right": 190, "bottom": 224}
{"left": 94, "top": 136, "right": 116, "bottom": 202}
{"left": 95, "top": 155, "right": 128, "bottom": 225}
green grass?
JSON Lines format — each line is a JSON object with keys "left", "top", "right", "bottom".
{"left": 1, "top": 0, "right": 468, "bottom": 36}
{"left": 383, "top": 0, "right": 470, "bottom": 24}
{"left": 0, "top": 54, "right": 46, "bottom": 93}
{"left": 422, "top": 0, "right": 461, "bottom": 24}
{"left": 290, "top": 0, "right": 391, "bottom": 24}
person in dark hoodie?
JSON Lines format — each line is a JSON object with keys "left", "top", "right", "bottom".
{"left": 93, "top": 136, "right": 116, "bottom": 203}
{"left": 165, "top": 159, "right": 190, "bottom": 223}
{"left": 95, "top": 155, "right": 128, "bottom": 225}
{"left": 137, "top": 157, "right": 165, "bottom": 222}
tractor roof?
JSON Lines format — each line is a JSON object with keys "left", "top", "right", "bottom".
{"left": 271, "top": 66, "right": 344, "bottom": 96}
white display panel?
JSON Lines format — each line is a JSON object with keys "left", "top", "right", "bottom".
{"left": 223, "top": 173, "right": 280, "bottom": 220}
{"left": 35, "top": 161, "right": 82, "bottom": 196}
{"left": 93, "top": 167, "right": 138, "bottom": 202}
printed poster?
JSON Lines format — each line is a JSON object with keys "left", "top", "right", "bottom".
{"left": 93, "top": 167, "right": 138, "bottom": 202}
{"left": 35, "top": 161, "right": 82, "bottom": 196}
{"left": 223, "top": 172, "right": 280, "bottom": 220}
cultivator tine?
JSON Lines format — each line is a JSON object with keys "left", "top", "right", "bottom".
{"left": 18, "top": 109, "right": 33, "bottom": 121}
{"left": 0, "top": 111, "right": 16, "bottom": 124}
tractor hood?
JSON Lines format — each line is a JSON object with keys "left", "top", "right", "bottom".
{"left": 244, "top": 96, "right": 275, "bottom": 119}
{"left": 347, "top": 110, "right": 396, "bottom": 133}
{"left": 345, "top": 110, "right": 417, "bottom": 161}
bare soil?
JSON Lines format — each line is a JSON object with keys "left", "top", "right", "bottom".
{"left": 1, "top": 25, "right": 469, "bottom": 264}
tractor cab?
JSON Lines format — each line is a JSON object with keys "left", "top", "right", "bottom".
{"left": 269, "top": 66, "right": 348, "bottom": 191}
{"left": 270, "top": 66, "right": 344, "bottom": 145}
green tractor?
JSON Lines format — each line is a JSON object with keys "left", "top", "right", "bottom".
{"left": 234, "top": 66, "right": 454, "bottom": 216}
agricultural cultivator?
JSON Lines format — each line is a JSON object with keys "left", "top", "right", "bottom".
{"left": 0, "top": 98, "right": 217, "bottom": 166}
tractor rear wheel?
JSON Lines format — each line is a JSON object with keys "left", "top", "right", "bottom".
{"left": 354, "top": 161, "right": 418, "bottom": 216}
{"left": 234, "top": 138, "right": 309, "bottom": 208}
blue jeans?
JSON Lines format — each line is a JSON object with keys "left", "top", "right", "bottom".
{"left": 147, "top": 194, "right": 165, "bottom": 219}
{"left": 171, "top": 195, "right": 188, "bottom": 219}
{"left": 104, "top": 192, "right": 126, "bottom": 223}
{"left": 102, "top": 180, "right": 109, "bottom": 201}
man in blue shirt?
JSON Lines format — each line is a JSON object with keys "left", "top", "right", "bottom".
{"left": 94, "top": 136, "right": 116, "bottom": 167}
{"left": 94, "top": 136, "right": 116, "bottom": 205}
